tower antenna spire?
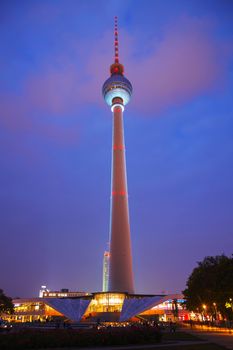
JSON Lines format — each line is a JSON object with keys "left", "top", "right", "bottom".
{"left": 114, "top": 16, "right": 119, "bottom": 63}
{"left": 110, "top": 17, "right": 124, "bottom": 75}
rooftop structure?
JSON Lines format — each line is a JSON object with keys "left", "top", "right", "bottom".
{"left": 102, "top": 251, "right": 110, "bottom": 292}
{"left": 39, "top": 286, "right": 89, "bottom": 299}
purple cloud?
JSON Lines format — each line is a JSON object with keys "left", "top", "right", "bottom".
{"left": 0, "top": 14, "right": 232, "bottom": 139}
{"left": 126, "top": 16, "right": 232, "bottom": 114}
{"left": 0, "top": 91, "right": 79, "bottom": 146}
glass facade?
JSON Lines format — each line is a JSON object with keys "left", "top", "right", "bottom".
{"left": 9, "top": 300, "right": 62, "bottom": 322}
{"left": 87, "top": 293, "right": 125, "bottom": 313}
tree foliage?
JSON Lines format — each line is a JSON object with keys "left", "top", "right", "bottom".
{"left": 183, "top": 255, "right": 233, "bottom": 319}
{"left": 0, "top": 289, "right": 14, "bottom": 315}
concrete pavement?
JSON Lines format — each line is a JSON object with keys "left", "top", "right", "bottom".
{"left": 184, "top": 327, "right": 233, "bottom": 349}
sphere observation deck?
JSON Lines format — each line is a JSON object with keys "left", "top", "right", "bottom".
{"left": 102, "top": 73, "right": 132, "bottom": 107}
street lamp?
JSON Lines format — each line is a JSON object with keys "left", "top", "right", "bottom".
{"left": 213, "top": 302, "right": 217, "bottom": 321}
{"left": 202, "top": 304, "right": 207, "bottom": 321}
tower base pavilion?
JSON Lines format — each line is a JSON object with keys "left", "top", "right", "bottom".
{"left": 5, "top": 292, "right": 189, "bottom": 324}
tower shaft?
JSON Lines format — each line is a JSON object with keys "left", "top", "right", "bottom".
{"left": 109, "top": 105, "right": 134, "bottom": 294}
{"left": 103, "top": 17, "right": 134, "bottom": 294}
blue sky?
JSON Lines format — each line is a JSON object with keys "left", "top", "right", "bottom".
{"left": 1, "top": 0, "right": 233, "bottom": 297}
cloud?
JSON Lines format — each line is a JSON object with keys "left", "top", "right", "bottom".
{"left": 126, "top": 16, "right": 232, "bottom": 114}
{"left": 0, "top": 91, "right": 79, "bottom": 146}
{"left": 24, "top": 63, "right": 81, "bottom": 115}
{"left": 0, "top": 14, "right": 232, "bottom": 139}
{"left": 77, "top": 15, "right": 232, "bottom": 115}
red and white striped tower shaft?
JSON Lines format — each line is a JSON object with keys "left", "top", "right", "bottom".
{"left": 102, "top": 17, "right": 134, "bottom": 294}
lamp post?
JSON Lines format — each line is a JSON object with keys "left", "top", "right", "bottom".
{"left": 213, "top": 302, "right": 217, "bottom": 321}
{"left": 202, "top": 304, "right": 207, "bottom": 321}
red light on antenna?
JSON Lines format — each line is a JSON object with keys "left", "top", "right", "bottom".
{"left": 113, "top": 17, "right": 121, "bottom": 66}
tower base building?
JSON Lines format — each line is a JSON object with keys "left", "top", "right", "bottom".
{"left": 7, "top": 292, "right": 189, "bottom": 323}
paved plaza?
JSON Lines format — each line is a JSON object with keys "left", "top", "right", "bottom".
{"left": 184, "top": 327, "right": 233, "bottom": 349}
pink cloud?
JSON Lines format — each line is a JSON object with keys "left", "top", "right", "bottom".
{"left": 126, "top": 16, "right": 232, "bottom": 113}
{"left": 0, "top": 14, "right": 232, "bottom": 138}
{"left": 0, "top": 92, "right": 79, "bottom": 146}
{"left": 25, "top": 64, "right": 81, "bottom": 115}
{"left": 80, "top": 16, "right": 232, "bottom": 114}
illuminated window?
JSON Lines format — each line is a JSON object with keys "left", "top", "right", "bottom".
{"left": 86, "top": 293, "right": 125, "bottom": 313}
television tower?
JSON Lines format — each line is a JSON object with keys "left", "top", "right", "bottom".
{"left": 102, "top": 17, "right": 134, "bottom": 294}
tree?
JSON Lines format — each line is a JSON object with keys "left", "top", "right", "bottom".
{"left": 183, "top": 255, "right": 233, "bottom": 320}
{"left": 0, "top": 289, "right": 14, "bottom": 315}
{"left": 172, "top": 299, "right": 178, "bottom": 320}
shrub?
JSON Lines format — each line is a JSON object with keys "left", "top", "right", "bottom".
{"left": 0, "top": 325, "right": 162, "bottom": 349}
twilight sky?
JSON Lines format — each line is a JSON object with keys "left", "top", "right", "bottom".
{"left": 1, "top": 0, "right": 233, "bottom": 298}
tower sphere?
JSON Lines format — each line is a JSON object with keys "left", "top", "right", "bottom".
{"left": 102, "top": 74, "right": 132, "bottom": 107}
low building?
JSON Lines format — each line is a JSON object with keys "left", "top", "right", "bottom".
{"left": 6, "top": 292, "right": 189, "bottom": 323}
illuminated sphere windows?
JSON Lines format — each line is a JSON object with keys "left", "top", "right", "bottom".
{"left": 102, "top": 74, "right": 132, "bottom": 107}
